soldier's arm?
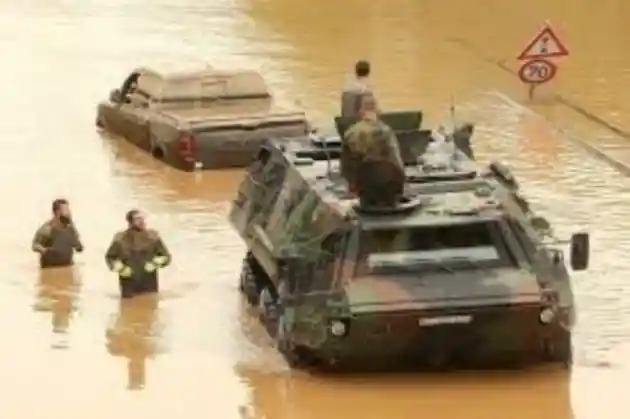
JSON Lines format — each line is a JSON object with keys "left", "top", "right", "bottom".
{"left": 104, "top": 234, "right": 123, "bottom": 269}
{"left": 151, "top": 231, "right": 172, "bottom": 267}
{"left": 343, "top": 125, "right": 360, "bottom": 153}
{"left": 31, "top": 224, "right": 51, "bottom": 254}
{"left": 340, "top": 131, "right": 354, "bottom": 179}
{"left": 70, "top": 224, "right": 84, "bottom": 252}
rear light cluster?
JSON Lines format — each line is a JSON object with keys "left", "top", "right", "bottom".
{"left": 176, "top": 134, "right": 198, "bottom": 162}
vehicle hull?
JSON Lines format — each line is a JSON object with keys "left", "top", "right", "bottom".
{"left": 96, "top": 102, "right": 310, "bottom": 171}
{"left": 268, "top": 303, "right": 573, "bottom": 372}
{"left": 229, "top": 109, "right": 583, "bottom": 374}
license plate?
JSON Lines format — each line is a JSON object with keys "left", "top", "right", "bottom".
{"left": 194, "top": 161, "right": 203, "bottom": 170}
{"left": 418, "top": 315, "right": 473, "bottom": 327}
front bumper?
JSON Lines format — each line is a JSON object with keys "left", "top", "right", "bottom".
{"left": 304, "top": 304, "right": 570, "bottom": 368}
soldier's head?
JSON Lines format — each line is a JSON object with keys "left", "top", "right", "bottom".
{"left": 358, "top": 93, "right": 379, "bottom": 120}
{"left": 354, "top": 60, "right": 370, "bottom": 79}
{"left": 458, "top": 122, "right": 474, "bottom": 136}
{"left": 52, "top": 198, "right": 71, "bottom": 224}
{"left": 126, "top": 209, "right": 146, "bottom": 231}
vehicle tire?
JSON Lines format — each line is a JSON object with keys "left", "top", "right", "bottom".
{"left": 149, "top": 134, "right": 165, "bottom": 159}
{"left": 258, "top": 287, "right": 277, "bottom": 329}
{"left": 239, "top": 252, "right": 269, "bottom": 306}
{"left": 274, "top": 312, "right": 313, "bottom": 369}
{"left": 151, "top": 146, "right": 164, "bottom": 159}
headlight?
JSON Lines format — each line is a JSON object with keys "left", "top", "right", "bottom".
{"left": 539, "top": 308, "right": 555, "bottom": 324}
{"left": 330, "top": 320, "right": 347, "bottom": 337}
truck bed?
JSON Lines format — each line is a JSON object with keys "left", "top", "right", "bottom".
{"left": 154, "top": 98, "right": 306, "bottom": 128}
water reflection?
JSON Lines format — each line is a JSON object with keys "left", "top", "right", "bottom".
{"left": 519, "top": 111, "right": 564, "bottom": 173}
{"left": 237, "top": 364, "right": 572, "bottom": 419}
{"left": 32, "top": 267, "right": 81, "bottom": 347}
{"left": 105, "top": 293, "right": 160, "bottom": 390}
{"left": 101, "top": 136, "right": 244, "bottom": 204}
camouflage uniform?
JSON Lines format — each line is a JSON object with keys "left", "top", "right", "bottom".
{"left": 105, "top": 229, "right": 171, "bottom": 299}
{"left": 31, "top": 219, "right": 83, "bottom": 268}
{"left": 340, "top": 78, "right": 377, "bottom": 118}
{"left": 341, "top": 118, "right": 405, "bottom": 194}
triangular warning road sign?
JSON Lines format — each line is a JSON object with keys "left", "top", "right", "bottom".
{"left": 518, "top": 25, "right": 569, "bottom": 60}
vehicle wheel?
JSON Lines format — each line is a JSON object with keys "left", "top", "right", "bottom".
{"left": 239, "top": 258, "right": 259, "bottom": 305}
{"left": 239, "top": 253, "right": 269, "bottom": 306}
{"left": 258, "top": 287, "right": 277, "bottom": 328}
{"left": 274, "top": 313, "right": 313, "bottom": 369}
{"left": 151, "top": 146, "right": 164, "bottom": 159}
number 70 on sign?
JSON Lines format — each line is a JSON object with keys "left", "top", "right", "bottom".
{"left": 518, "top": 58, "right": 557, "bottom": 84}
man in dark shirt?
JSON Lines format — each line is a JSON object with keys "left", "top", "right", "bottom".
{"left": 340, "top": 60, "right": 379, "bottom": 118}
{"left": 31, "top": 198, "right": 83, "bottom": 268}
{"left": 105, "top": 209, "right": 171, "bottom": 299}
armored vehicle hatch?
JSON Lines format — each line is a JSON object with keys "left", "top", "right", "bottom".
{"left": 229, "top": 111, "right": 590, "bottom": 371}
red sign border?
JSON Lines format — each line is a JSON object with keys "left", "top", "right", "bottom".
{"left": 518, "top": 59, "right": 558, "bottom": 84}
{"left": 517, "top": 26, "right": 569, "bottom": 60}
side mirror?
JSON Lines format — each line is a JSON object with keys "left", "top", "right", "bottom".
{"left": 570, "top": 232, "right": 589, "bottom": 271}
{"left": 109, "top": 89, "right": 122, "bottom": 103}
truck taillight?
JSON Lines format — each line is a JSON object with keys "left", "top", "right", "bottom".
{"left": 176, "top": 134, "right": 197, "bottom": 161}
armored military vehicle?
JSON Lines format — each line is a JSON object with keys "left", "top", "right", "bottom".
{"left": 96, "top": 66, "right": 309, "bottom": 171}
{"left": 228, "top": 110, "right": 590, "bottom": 371}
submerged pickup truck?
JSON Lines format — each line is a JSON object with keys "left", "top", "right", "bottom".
{"left": 96, "top": 66, "right": 310, "bottom": 171}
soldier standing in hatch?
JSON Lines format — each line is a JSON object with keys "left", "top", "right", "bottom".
{"left": 341, "top": 94, "right": 405, "bottom": 194}
{"left": 32, "top": 198, "right": 84, "bottom": 268}
{"left": 105, "top": 210, "right": 171, "bottom": 299}
{"left": 340, "top": 60, "right": 378, "bottom": 118}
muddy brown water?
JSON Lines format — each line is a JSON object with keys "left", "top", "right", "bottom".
{"left": 2, "top": 0, "right": 630, "bottom": 418}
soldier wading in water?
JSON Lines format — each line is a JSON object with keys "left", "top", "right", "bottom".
{"left": 31, "top": 198, "right": 84, "bottom": 268}
{"left": 105, "top": 210, "right": 171, "bottom": 299}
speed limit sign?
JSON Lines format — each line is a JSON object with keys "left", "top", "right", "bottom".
{"left": 518, "top": 59, "right": 557, "bottom": 84}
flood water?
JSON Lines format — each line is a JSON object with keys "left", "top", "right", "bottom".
{"left": 2, "top": 0, "right": 630, "bottom": 418}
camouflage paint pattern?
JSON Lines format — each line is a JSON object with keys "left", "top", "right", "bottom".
{"left": 229, "top": 121, "right": 583, "bottom": 370}
{"left": 105, "top": 229, "right": 171, "bottom": 298}
{"left": 230, "top": 143, "right": 352, "bottom": 268}
{"left": 31, "top": 219, "right": 83, "bottom": 268}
